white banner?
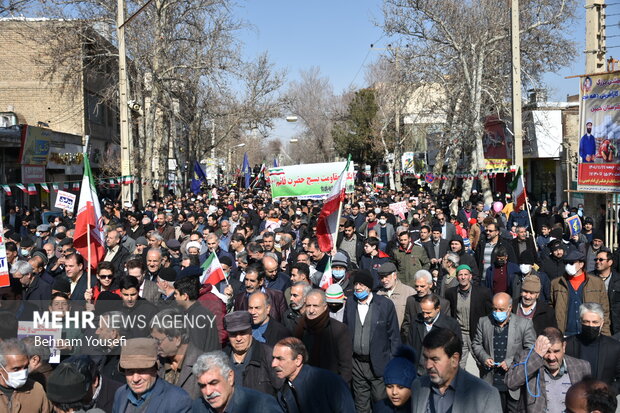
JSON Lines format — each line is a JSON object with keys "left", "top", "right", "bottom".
{"left": 54, "top": 190, "right": 76, "bottom": 211}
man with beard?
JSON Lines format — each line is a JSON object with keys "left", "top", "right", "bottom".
{"left": 410, "top": 328, "right": 501, "bottom": 412}
{"left": 155, "top": 212, "right": 176, "bottom": 241}
{"left": 282, "top": 281, "right": 312, "bottom": 334}
{"left": 511, "top": 274, "right": 557, "bottom": 335}
{"left": 593, "top": 249, "right": 620, "bottom": 335}
{"left": 294, "top": 289, "right": 352, "bottom": 385}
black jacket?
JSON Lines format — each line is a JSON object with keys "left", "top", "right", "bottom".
{"left": 107, "top": 246, "right": 131, "bottom": 274}
{"left": 600, "top": 271, "right": 620, "bottom": 335}
{"left": 224, "top": 340, "right": 283, "bottom": 396}
{"left": 539, "top": 254, "right": 565, "bottom": 281}
{"left": 94, "top": 375, "right": 123, "bottom": 413}
{"left": 186, "top": 301, "right": 220, "bottom": 352}
{"left": 565, "top": 334, "right": 620, "bottom": 394}
{"left": 474, "top": 237, "right": 518, "bottom": 284}
{"left": 511, "top": 298, "right": 557, "bottom": 335}
{"left": 445, "top": 285, "right": 493, "bottom": 341}
{"left": 408, "top": 314, "right": 462, "bottom": 375}
{"left": 261, "top": 319, "right": 290, "bottom": 347}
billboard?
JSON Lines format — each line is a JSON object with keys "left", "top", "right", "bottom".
{"left": 18, "top": 125, "right": 51, "bottom": 165}
{"left": 268, "top": 162, "right": 354, "bottom": 199}
{"left": 577, "top": 73, "right": 620, "bottom": 192}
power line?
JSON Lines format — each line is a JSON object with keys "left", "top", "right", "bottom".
{"left": 347, "top": 34, "right": 385, "bottom": 90}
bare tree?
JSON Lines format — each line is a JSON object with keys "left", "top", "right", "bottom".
{"left": 382, "top": 0, "right": 576, "bottom": 200}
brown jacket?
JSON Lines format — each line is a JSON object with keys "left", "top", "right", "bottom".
{"left": 377, "top": 280, "right": 416, "bottom": 327}
{"left": 550, "top": 273, "right": 611, "bottom": 336}
{"left": 468, "top": 223, "right": 482, "bottom": 251}
{"left": 0, "top": 379, "right": 51, "bottom": 413}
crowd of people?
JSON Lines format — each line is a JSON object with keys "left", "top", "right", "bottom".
{"left": 0, "top": 183, "right": 618, "bottom": 413}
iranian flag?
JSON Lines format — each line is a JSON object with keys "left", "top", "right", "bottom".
{"left": 73, "top": 155, "right": 105, "bottom": 269}
{"left": 1, "top": 185, "right": 11, "bottom": 196}
{"left": 509, "top": 167, "right": 527, "bottom": 210}
{"left": 200, "top": 251, "right": 225, "bottom": 286}
{"left": 319, "top": 257, "right": 333, "bottom": 291}
{"left": 27, "top": 184, "right": 37, "bottom": 195}
{"left": 316, "top": 157, "right": 350, "bottom": 253}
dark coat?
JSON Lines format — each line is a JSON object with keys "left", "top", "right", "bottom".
{"left": 264, "top": 271, "right": 291, "bottom": 293}
{"left": 294, "top": 313, "right": 353, "bottom": 384}
{"left": 23, "top": 276, "right": 52, "bottom": 309}
{"left": 121, "top": 298, "right": 159, "bottom": 338}
{"left": 94, "top": 375, "right": 123, "bottom": 413}
{"left": 602, "top": 270, "right": 620, "bottom": 335}
{"left": 261, "top": 319, "right": 291, "bottom": 347}
{"left": 68, "top": 272, "right": 96, "bottom": 301}
{"left": 539, "top": 254, "right": 565, "bottom": 281}
{"left": 233, "top": 288, "right": 287, "bottom": 322}
{"left": 474, "top": 237, "right": 518, "bottom": 282}
{"left": 186, "top": 301, "right": 220, "bottom": 352}
{"left": 565, "top": 334, "right": 620, "bottom": 394}
{"left": 484, "top": 262, "right": 521, "bottom": 295}
{"left": 107, "top": 246, "right": 131, "bottom": 274}
{"left": 343, "top": 294, "right": 401, "bottom": 377}
{"left": 193, "top": 385, "right": 282, "bottom": 413}
{"left": 157, "top": 343, "right": 203, "bottom": 399}
{"left": 422, "top": 239, "right": 450, "bottom": 261}
{"left": 511, "top": 237, "right": 538, "bottom": 263}
{"left": 400, "top": 295, "right": 451, "bottom": 344}
{"left": 276, "top": 364, "right": 355, "bottom": 413}
{"left": 445, "top": 285, "right": 493, "bottom": 341}
{"left": 511, "top": 297, "right": 557, "bottom": 335}
{"left": 408, "top": 313, "right": 462, "bottom": 374}
{"left": 223, "top": 340, "right": 283, "bottom": 396}
{"left": 112, "top": 377, "right": 192, "bottom": 413}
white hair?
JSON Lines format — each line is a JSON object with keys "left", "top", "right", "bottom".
{"left": 413, "top": 269, "right": 433, "bottom": 284}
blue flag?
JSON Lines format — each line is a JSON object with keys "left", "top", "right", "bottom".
{"left": 566, "top": 215, "right": 582, "bottom": 237}
{"left": 242, "top": 152, "right": 251, "bottom": 188}
{"left": 273, "top": 158, "right": 279, "bottom": 168}
{"left": 190, "top": 161, "right": 207, "bottom": 194}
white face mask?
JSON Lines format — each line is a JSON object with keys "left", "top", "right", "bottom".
{"left": 374, "top": 208, "right": 381, "bottom": 214}
{"left": 1, "top": 365, "right": 28, "bottom": 389}
{"left": 565, "top": 263, "right": 578, "bottom": 277}
{"left": 379, "top": 219, "right": 387, "bottom": 225}
{"left": 519, "top": 264, "right": 532, "bottom": 274}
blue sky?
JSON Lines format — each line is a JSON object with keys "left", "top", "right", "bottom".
{"left": 236, "top": 1, "right": 618, "bottom": 142}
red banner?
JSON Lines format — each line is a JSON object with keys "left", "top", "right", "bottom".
{"left": 578, "top": 163, "right": 620, "bottom": 189}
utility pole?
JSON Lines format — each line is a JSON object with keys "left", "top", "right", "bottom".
{"left": 585, "top": 0, "right": 606, "bottom": 74}
{"left": 117, "top": 0, "right": 155, "bottom": 203}
{"left": 511, "top": 0, "right": 523, "bottom": 173}
{"left": 117, "top": 0, "right": 131, "bottom": 204}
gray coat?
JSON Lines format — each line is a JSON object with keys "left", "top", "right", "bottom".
{"left": 410, "top": 368, "right": 502, "bottom": 413}
{"left": 505, "top": 351, "right": 590, "bottom": 413}
{"left": 472, "top": 314, "right": 536, "bottom": 399}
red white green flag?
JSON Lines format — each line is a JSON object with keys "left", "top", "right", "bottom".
{"left": 319, "top": 257, "right": 333, "bottom": 291}
{"left": 40, "top": 183, "right": 50, "bottom": 193}
{"left": 16, "top": 184, "right": 26, "bottom": 193}
{"left": 200, "top": 251, "right": 225, "bottom": 286}
{"left": 73, "top": 155, "right": 105, "bottom": 269}
{"left": 27, "top": 184, "right": 37, "bottom": 195}
{"left": 509, "top": 167, "right": 527, "bottom": 210}
{"left": 316, "top": 156, "right": 350, "bottom": 253}
{"left": 1, "top": 185, "right": 11, "bottom": 196}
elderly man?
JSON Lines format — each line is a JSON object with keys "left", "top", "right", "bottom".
{"left": 401, "top": 270, "right": 451, "bottom": 343}
{"left": 192, "top": 351, "right": 282, "bottom": 412}
{"left": 376, "top": 262, "right": 416, "bottom": 328}
{"left": 550, "top": 250, "right": 611, "bottom": 336}
{"left": 294, "top": 289, "right": 352, "bottom": 384}
{"left": 262, "top": 256, "right": 291, "bottom": 292}
{"left": 150, "top": 307, "right": 203, "bottom": 399}
{"left": 506, "top": 327, "right": 591, "bottom": 413}
{"left": 0, "top": 339, "right": 49, "bottom": 411}
{"left": 512, "top": 274, "right": 557, "bottom": 335}
{"left": 9, "top": 260, "right": 51, "bottom": 308}
{"left": 472, "top": 292, "right": 537, "bottom": 412}
{"left": 564, "top": 302, "right": 620, "bottom": 394}
{"left": 233, "top": 264, "right": 287, "bottom": 322}
{"left": 113, "top": 338, "right": 192, "bottom": 412}
{"left": 145, "top": 248, "right": 163, "bottom": 281}
{"left": 283, "top": 281, "right": 312, "bottom": 334}
{"left": 104, "top": 229, "right": 131, "bottom": 274}
{"left": 222, "top": 311, "right": 282, "bottom": 396}
{"left": 343, "top": 270, "right": 401, "bottom": 413}
{"left": 272, "top": 337, "right": 355, "bottom": 413}
{"left": 593, "top": 249, "right": 620, "bottom": 335}
{"left": 247, "top": 291, "right": 289, "bottom": 346}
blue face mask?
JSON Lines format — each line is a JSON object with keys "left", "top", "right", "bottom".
{"left": 493, "top": 311, "right": 508, "bottom": 323}
{"left": 332, "top": 269, "right": 346, "bottom": 280}
{"left": 354, "top": 290, "right": 369, "bottom": 301}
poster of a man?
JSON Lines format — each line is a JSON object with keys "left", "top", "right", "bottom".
{"left": 582, "top": 76, "right": 593, "bottom": 94}
{"left": 579, "top": 121, "right": 596, "bottom": 163}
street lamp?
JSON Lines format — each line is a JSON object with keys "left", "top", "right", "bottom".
{"left": 227, "top": 143, "right": 246, "bottom": 183}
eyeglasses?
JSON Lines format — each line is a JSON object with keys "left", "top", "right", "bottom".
{"left": 98, "top": 274, "right": 114, "bottom": 279}
{"left": 595, "top": 258, "right": 609, "bottom": 262}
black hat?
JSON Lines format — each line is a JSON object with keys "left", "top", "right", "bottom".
{"left": 165, "top": 239, "right": 181, "bottom": 251}
{"left": 592, "top": 231, "right": 605, "bottom": 242}
{"left": 158, "top": 267, "right": 177, "bottom": 282}
{"left": 548, "top": 239, "right": 563, "bottom": 252}
{"left": 55, "top": 232, "right": 67, "bottom": 240}
{"left": 352, "top": 270, "right": 374, "bottom": 290}
{"left": 46, "top": 363, "right": 90, "bottom": 403}
{"left": 58, "top": 238, "right": 73, "bottom": 247}
{"left": 52, "top": 277, "right": 71, "bottom": 294}
{"left": 549, "top": 228, "right": 563, "bottom": 240}
{"left": 219, "top": 256, "right": 233, "bottom": 267}
{"left": 564, "top": 250, "right": 586, "bottom": 263}
{"left": 519, "top": 250, "right": 536, "bottom": 265}
{"left": 377, "top": 262, "right": 397, "bottom": 277}
{"left": 224, "top": 311, "right": 252, "bottom": 333}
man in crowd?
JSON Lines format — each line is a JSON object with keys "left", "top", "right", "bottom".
{"left": 391, "top": 231, "right": 430, "bottom": 286}
{"left": 0, "top": 339, "right": 49, "bottom": 411}
{"left": 376, "top": 262, "right": 416, "bottom": 328}
{"left": 506, "top": 328, "right": 591, "bottom": 413}
{"left": 248, "top": 291, "right": 290, "bottom": 346}
{"left": 592, "top": 249, "right": 620, "bottom": 335}
{"left": 512, "top": 274, "right": 557, "bottom": 335}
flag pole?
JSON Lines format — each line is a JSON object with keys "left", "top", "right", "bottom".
{"left": 84, "top": 135, "right": 92, "bottom": 291}
{"left": 521, "top": 174, "right": 538, "bottom": 253}
{"left": 330, "top": 156, "right": 350, "bottom": 255}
